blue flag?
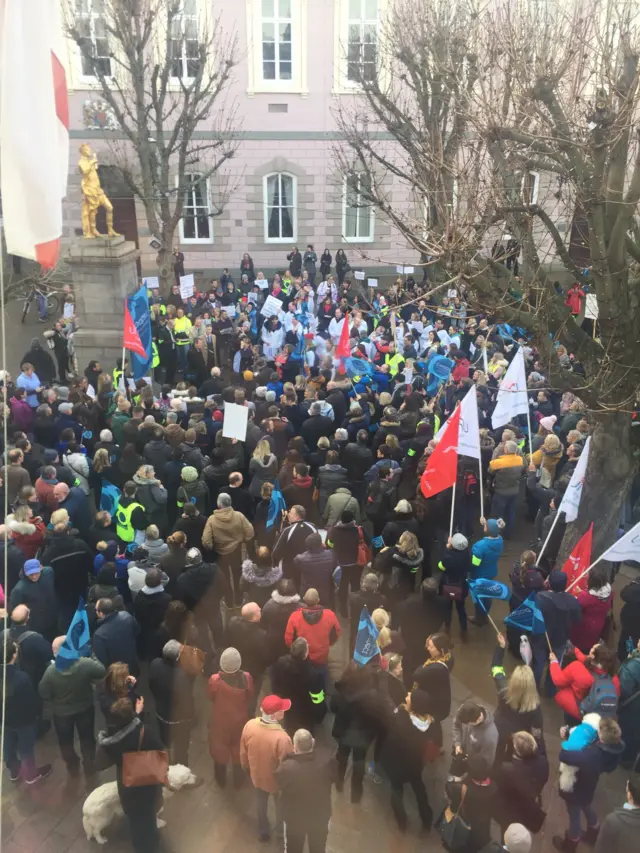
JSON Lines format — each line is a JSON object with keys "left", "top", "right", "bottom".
{"left": 426, "top": 355, "right": 454, "bottom": 396}
{"left": 100, "top": 480, "right": 121, "bottom": 516}
{"left": 266, "top": 481, "right": 286, "bottom": 528}
{"left": 468, "top": 578, "right": 511, "bottom": 605}
{"left": 127, "top": 287, "right": 153, "bottom": 379}
{"left": 505, "top": 594, "right": 546, "bottom": 635}
{"left": 56, "top": 599, "right": 91, "bottom": 671}
{"left": 344, "top": 356, "right": 374, "bottom": 379}
{"left": 353, "top": 606, "right": 380, "bottom": 666}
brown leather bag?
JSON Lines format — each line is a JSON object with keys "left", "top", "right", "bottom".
{"left": 122, "top": 727, "right": 168, "bottom": 788}
{"left": 180, "top": 645, "right": 205, "bottom": 677}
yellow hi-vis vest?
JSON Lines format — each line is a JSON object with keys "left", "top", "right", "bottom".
{"left": 151, "top": 342, "right": 160, "bottom": 368}
{"left": 115, "top": 501, "right": 144, "bottom": 543}
{"left": 385, "top": 352, "right": 403, "bottom": 377}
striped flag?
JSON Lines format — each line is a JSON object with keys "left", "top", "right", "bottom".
{"left": 0, "top": 0, "right": 69, "bottom": 267}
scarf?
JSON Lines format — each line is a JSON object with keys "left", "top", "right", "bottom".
{"left": 422, "top": 652, "right": 452, "bottom": 669}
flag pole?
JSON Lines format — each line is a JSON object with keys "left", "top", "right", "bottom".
{"left": 525, "top": 405, "right": 534, "bottom": 459}
{"left": 449, "top": 478, "right": 457, "bottom": 538}
{"left": 478, "top": 455, "right": 484, "bottom": 521}
{"left": 566, "top": 555, "right": 604, "bottom": 593}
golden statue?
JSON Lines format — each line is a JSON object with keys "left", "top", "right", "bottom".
{"left": 78, "top": 144, "right": 120, "bottom": 238}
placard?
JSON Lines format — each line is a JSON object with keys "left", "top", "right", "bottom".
{"left": 403, "top": 266, "right": 414, "bottom": 274}
{"left": 256, "top": 278, "right": 269, "bottom": 289}
{"left": 354, "top": 270, "right": 365, "bottom": 280}
{"left": 224, "top": 304, "right": 237, "bottom": 318}
{"left": 222, "top": 402, "right": 248, "bottom": 441}
{"left": 367, "top": 278, "right": 378, "bottom": 288}
{"left": 144, "top": 276, "right": 160, "bottom": 289}
{"left": 447, "top": 288, "right": 458, "bottom": 298}
{"left": 260, "top": 294, "right": 284, "bottom": 318}
{"left": 396, "top": 265, "right": 404, "bottom": 274}
{"left": 585, "top": 294, "right": 599, "bottom": 320}
{"left": 409, "top": 321, "right": 424, "bottom": 333}
{"left": 179, "top": 273, "right": 195, "bottom": 300}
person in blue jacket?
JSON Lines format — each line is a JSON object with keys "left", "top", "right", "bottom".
{"left": 469, "top": 518, "right": 505, "bottom": 625}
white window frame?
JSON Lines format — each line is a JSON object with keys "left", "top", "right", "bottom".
{"left": 263, "top": 172, "right": 297, "bottom": 244}
{"left": 75, "top": 0, "right": 113, "bottom": 84}
{"left": 260, "top": 0, "right": 293, "bottom": 83}
{"left": 522, "top": 170, "right": 540, "bottom": 206}
{"left": 245, "top": 0, "right": 307, "bottom": 95}
{"left": 169, "top": 0, "right": 201, "bottom": 83}
{"left": 346, "top": 0, "right": 380, "bottom": 87}
{"left": 343, "top": 172, "right": 375, "bottom": 243}
{"left": 178, "top": 174, "right": 214, "bottom": 244}
{"left": 334, "top": 0, "right": 385, "bottom": 94}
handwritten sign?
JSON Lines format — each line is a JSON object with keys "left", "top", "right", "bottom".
{"left": 144, "top": 276, "right": 160, "bottom": 289}
{"left": 260, "top": 295, "right": 284, "bottom": 318}
{"left": 179, "top": 273, "right": 195, "bottom": 300}
{"left": 354, "top": 270, "right": 365, "bottom": 281}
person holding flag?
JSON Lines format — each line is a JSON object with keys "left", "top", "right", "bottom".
{"left": 469, "top": 520, "right": 506, "bottom": 626}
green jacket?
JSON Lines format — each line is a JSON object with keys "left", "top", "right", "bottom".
{"left": 39, "top": 657, "right": 105, "bottom": 717}
{"left": 110, "top": 411, "right": 130, "bottom": 446}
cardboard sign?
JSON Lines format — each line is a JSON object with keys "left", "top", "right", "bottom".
{"left": 222, "top": 402, "right": 248, "bottom": 441}
{"left": 260, "top": 294, "right": 284, "bottom": 318}
{"left": 144, "top": 276, "right": 160, "bottom": 289}
{"left": 179, "top": 273, "right": 195, "bottom": 300}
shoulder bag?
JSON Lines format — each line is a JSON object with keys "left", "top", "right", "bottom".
{"left": 122, "top": 726, "right": 168, "bottom": 788}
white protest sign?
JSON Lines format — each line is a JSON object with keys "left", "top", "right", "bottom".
{"left": 403, "top": 266, "right": 415, "bottom": 274}
{"left": 86, "top": 384, "right": 96, "bottom": 399}
{"left": 437, "top": 329, "right": 451, "bottom": 346}
{"left": 144, "top": 276, "right": 160, "bottom": 289}
{"left": 396, "top": 265, "right": 404, "bottom": 274}
{"left": 367, "top": 278, "right": 378, "bottom": 288}
{"left": 260, "top": 294, "right": 284, "bottom": 318}
{"left": 447, "top": 288, "right": 458, "bottom": 298}
{"left": 354, "top": 270, "right": 365, "bottom": 281}
{"left": 224, "top": 304, "right": 237, "bottom": 318}
{"left": 585, "top": 294, "right": 599, "bottom": 320}
{"left": 222, "top": 402, "right": 248, "bottom": 442}
{"left": 117, "top": 377, "right": 137, "bottom": 393}
{"left": 179, "top": 273, "right": 195, "bottom": 300}
{"left": 256, "top": 279, "right": 269, "bottom": 289}
{"left": 410, "top": 321, "right": 424, "bottom": 333}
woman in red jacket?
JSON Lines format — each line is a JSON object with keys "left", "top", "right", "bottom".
{"left": 570, "top": 566, "right": 613, "bottom": 653}
{"left": 549, "top": 643, "right": 619, "bottom": 723}
{"left": 7, "top": 504, "right": 46, "bottom": 559}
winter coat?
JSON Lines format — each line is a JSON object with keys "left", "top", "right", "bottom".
{"left": 143, "top": 440, "right": 173, "bottom": 479}
{"left": 39, "top": 656, "right": 106, "bottom": 717}
{"left": 202, "top": 506, "right": 254, "bottom": 555}
{"left": 285, "top": 605, "right": 341, "bottom": 665}
{"left": 438, "top": 546, "right": 471, "bottom": 594}
{"left": 176, "top": 479, "right": 209, "bottom": 515}
{"left": 272, "top": 654, "right": 327, "bottom": 733}
{"left": 240, "top": 559, "right": 282, "bottom": 607}
{"left": 9, "top": 567, "right": 57, "bottom": 640}
{"left": 1, "top": 538, "right": 29, "bottom": 597}
{"left": 6, "top": 514, "right": 46, "bottom": 560}
{"left": 208, "top": 671, "right": 254, "bottom": 764}
{"left": 452, "top": 705, "right": 499, "bottom": 768}
{"left": 175, "top": 559, "right": 229, "bottom": 613}
{"left": 471, "top": 536, "right": 503, "bottom": 580}
{"left": 93, "top": 611, "right": 141, "bottom": 675}
{"left": 133, "top": 589, "right": 172, "bottom": 659}
{"left": 327, "top": 521, "right": 360, "bottom": 567}
{"left": 300, "top": 415, "right": 335, "bottom": 451}
{"left": 282, "top": 475, "right": 315, "bottom": 516}
{"left": 248, "top": 454, "right": 278, "bottom": 498}
{"left": 0, "top": 464, "right": 31, "bottom": 505}
{"left": 294, "top": 548, "right": 336, "bottom": 606}
{"left": 58, "top": 487, "right": 93, "bottom": 537}
{"left": 594, "top": 804, "right": 640, "bottom": 853}
{"left": 0, "top": 664, "right": 40, "bottom": 729}
{"left": 619, "top": 580, "right": 640, "bottom": 659}
{"left": 275, "top": 748, "right": 335, "bottom": 827}
{"left": 387, "top": 546, "right": 424, "bottom": 596}
{"left": 570, "top": 584, "right": 613, "bottom": 653}
{"left": 558, "top": 738, "right": 624, "bottom": 806}
{"left": 148, "top": 656, "right": 195, "bottom": 723}
{"left": 96, "top": 717, "right": 163, "bottom": 815}
{"left": 9, "top": 396, "right": 34, "bottom": 431}
{"left": 240, "top": 716, "right": 293, "bottom": 793}
{"left": 491, "top": 646, "right": 545, "bottom": 759}
{"left": 493, "top": 753, "right": 549, "bottom": 833}
{"left": 550, "top": 648, "right": 620, "bottom": 720}
{"left": 62, "top": 452, "right": 90, "bottom": 495}
{"left": 331, "top": 676, "right": 389, "bottom": 751}
{"left": 537, "top": 589, "right": 582, "bottom": 652}
{"left": 272, "top": 520, "right": 319, "bottom": 579}
{"left": 41, "top": 530, "right": 93, "bottom": 611}
{"left": 132, "top": 475, "right": 168, "bottom": 531}
{"left": 618, "top": 649, "right": 640, "bottom": 764}
{"left": 379, "top": 705, "right": 437, "bottom": 782}
{"left": 412, "top": 658, "right": 454, "bottom": 723}
{"left": 225, "top": 618, "right": 270, "bottom": 681}
{"left": 342, "top": 441, "right": 374, "bottom": 482}
{"left": 323, "top": 487, "right": 360, "bottom": 527}
{"left": 489, "top": 454, "right": 525, "bottom": 496}
{"left": 171, "top": 513, "right": 207, "bottom": 553}
{"left": 530, "top": 446, "right": 563, "bottom": 487}
{"left": 261, "top": 590, "right": 302, "bottom": 661}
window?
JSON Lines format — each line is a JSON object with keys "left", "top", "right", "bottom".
{"left": 169, "top": 0, "right": 201, "bottom": 81}
{"left": 344, "top": 172, "right": 374, "bottom": 241}
{"left": 76, "top": 0, "right": 112, "bottom": 78}
{"left": 264, "top": 173, "right": 296, "bottom": 242}
{"left": 180, "top": 174, "right": 213, "bottom": 242}
{"left": 347, "top": 0, "right": 379, "bottom": 83}
{"left": 522, "top": 171, "right": 540, "bottom": 205}
{"left": 261, "top": 0, "right": 292, "bottom": 82}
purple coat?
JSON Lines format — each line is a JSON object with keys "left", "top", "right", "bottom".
{"left": 10, "top": 396, "right": 34, "bottom": 431}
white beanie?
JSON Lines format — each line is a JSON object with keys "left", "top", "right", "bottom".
{"left": 504, "top": 824, "right": 532, "bottom": 853}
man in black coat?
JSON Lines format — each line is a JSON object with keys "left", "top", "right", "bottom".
{"left": 300, "top": 403, "right": 334, "bottom": 449}
{"left": 225, "top": 603, "right": 270, "bottom": 695}
{"left": 148, "top": 639, "right": 196, "bottom": 767}
{"left": 228, "top": 472, "right": 254, "bottom": 520}
{"left": 41, "top": 523, "right": 94, "bottom": 629}
{"left": 272, "top": 637, "right": 326, "bottom": 736}
{"left": 133, "top": 569, "right": 172, "bottom": 661}
{"left": 175, "top": 548, "right": 229, "bottom": 654}
{"left": 94, "top": 598, "right": 141, "bottom": 676}
{"left": 7, "top": 604, "right": 53, "bottom": 690}
{"left": 286, "top": 247, "right": 302, "bottom": 278}
{"left": 341, "top": 430, "right": 374, "bottom": 502}
{"left": 395, "top": 577, "right": 447, "bottom": 687}
{"left": 272, "top": 507, "right": 319, "bottom": 582}
{"left": 274, "top": 729, "right": 336, "bottom": 853}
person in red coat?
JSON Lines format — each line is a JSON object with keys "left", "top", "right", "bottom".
{"left": 570, "top": 566, "right": 613, "bottom": 653}
{"left": 565, "top": 283, "right": 585, "bottom": 316}
{"left": 549, "top": 643, "right": 620, "bottom": 722}
{"left": 284, "top": 588, "right": 341, "bottom": 671}
{"left": 7, "top": 505, "right": 46, "bottom": 560}
{"left": 207, "top": 647, "right": 254, "bottom": 788}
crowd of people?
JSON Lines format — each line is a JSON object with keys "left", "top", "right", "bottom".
{"left": 0, "top": 249, "right": 638, "bottom": 853}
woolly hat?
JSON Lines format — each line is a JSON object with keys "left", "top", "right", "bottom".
{"left": 54, "top": 385, "right": 70, "bottom": 401}
{"left": 451, "top": 533, "right": 469, "bottom": 551}
{"left": 486, "top": 518, "right": 504, "bottom": 537}
{"left": 181, "top": 466, "right": 198, "bottom": 483}
{"left": 44, "top": 449, "right": 58, "bottom": 463}
{"left": 213, "top": 410, "right": 223, "bottom": 422}
{"left": 549, "top": 569, "right": 568, "bottom": 592}
{"left": 220, "top": 647, "right": 241, "bottom": 674}
{"left": 504, "top": 824, "right": 532, "bottom": 853}
{"left": 243, "top": 370, "right": 254, "bottom": 381}
{"left": 539, "top": 415, "right": 557, "bottom": 432}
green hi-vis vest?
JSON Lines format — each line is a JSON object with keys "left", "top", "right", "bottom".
{"left": 152, "top": 342, "right": 160, "bottom": 368}
{"left": 309, "top": 689, "right": 325, "bottom": 705}
{"left": 385, "top": 353, "right": 403, "bottom": 377}
{"left": 113, "top": 367, "right": 123, "bottom": 387}
{"left": 115, "top": 501, "right": 144, "bottom": 543}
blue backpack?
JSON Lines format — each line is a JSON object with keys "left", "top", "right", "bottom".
{"left": 579, "top": 673, "right": 618, "bottom": 717}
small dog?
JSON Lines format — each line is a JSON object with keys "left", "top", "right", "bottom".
{"left": 82, "top": 764, "right": 197, "bottom": 844}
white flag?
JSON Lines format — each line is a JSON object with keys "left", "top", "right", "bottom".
{"left": 0, "top": 0, "right": 69, "bottom": 267}
{"left": 600, "top": 520, "right": 640, "bottom": 564}
{"left": 458, "top": 386, "right": 481, "bottom": 459}
{"left": 558, "top": 436, "right": 590, "bottom": 523}
{"left": 491, "top": 348, "right": 529, "bottom": 429}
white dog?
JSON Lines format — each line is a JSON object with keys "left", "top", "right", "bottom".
{"left": 82, "top": 764, "right": 197, "bottom": 844}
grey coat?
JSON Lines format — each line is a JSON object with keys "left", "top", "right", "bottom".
{"left": 324, "top": 488, "right": 360, "bottom": 527}
{"left": 317, "top": 464, "right": 348, "bottom": 514}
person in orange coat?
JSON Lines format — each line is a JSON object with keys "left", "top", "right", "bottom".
{"left": 284, "top": 588, "right": 341, "bottom": 674}
{"left": 549, "top": 643, "right": 620, "bottom": 723}
{"left": 240, "top": 694, "right": 293, "bottom": 842}
{"left": 208, "top": 647, "right": 253, "bottom": 789}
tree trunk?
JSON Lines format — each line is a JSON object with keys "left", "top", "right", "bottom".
{"left": 156, "top": 246, "right": 173, "bottom": 298}
{"left": 556, "top": 411, "right": 635, "bottom": 566}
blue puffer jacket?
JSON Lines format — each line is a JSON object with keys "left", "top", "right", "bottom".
{"left": 471, "top": 536, "right": 504, "bottom": 579}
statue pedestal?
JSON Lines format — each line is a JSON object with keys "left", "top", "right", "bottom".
{"left": 67, "top": 235, "right": 141, "bottom": 369}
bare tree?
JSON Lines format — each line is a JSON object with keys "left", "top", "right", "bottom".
{"left": 337, "top": 0, "right": 640, "bottom": 558}
{"left": 65, "top": 0, "right": 240, "bottom": 291}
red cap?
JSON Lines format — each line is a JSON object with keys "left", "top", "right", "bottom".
{"left": 261, "top": 695, "right": 292, "bottom": 715}
{"left": 213, "top": 410, "right": 223, "bottom": 422}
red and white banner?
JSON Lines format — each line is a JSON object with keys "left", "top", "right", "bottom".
{"left": 0, "top": 0, "right": 69, "bottom": 268}
{"left": 123, "top": 303, "right": 147, "bottom": 358}
{"left": 420, "top": 405, "right": 461, "bottom": 498}
{"left": 562, "top": 522, "right": 593, "bottom": 596}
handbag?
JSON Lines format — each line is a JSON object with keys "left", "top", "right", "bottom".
{"left": 180, "top": 645, "right": 205, "bottom": 677}
{"left": 436, "top": 788, "right": 470, "bottom": 853}
{"left": 442, "top": 583, "right": 465, "bottom": 601}
{"left": 312, "top": 486, "right": 319, "bottom": 503}
{"left": 122, "top": 727, "right": 168, "bottom": 788}
{"left": 357, "top": 527, "right": 372, "bottom": 567}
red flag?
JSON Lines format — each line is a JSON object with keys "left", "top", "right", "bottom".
{"left": 562, "top": 523, "right": 593, "bottom": 596}
{"left": 335, "top": 315, "right": 351, "bottom": 359}
{"left": 123, "top": 303, "right": 147, "bottom": 358}
{"left": 420, "top": 406, "right": 461, "bottom": 498}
